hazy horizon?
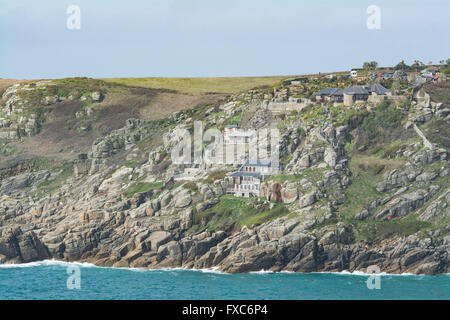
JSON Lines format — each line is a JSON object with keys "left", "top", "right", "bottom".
{"left": 1, "top": 0, "right": 449, "bottom": 79}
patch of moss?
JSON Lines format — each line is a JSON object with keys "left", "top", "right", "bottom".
{"left": 183, "top": 181, "right": 198, "bottom": 193}
{"left": 203, "top": 170, "right": 227, "bottom": 184}
{"left": 355, "top": 218, "right": 432, "bottom": 245}
{"left": 191, "top": 195, "right": 289, "bottom": 233}
{"left": 123, "top": 181, "right": 164, "bottom": 198}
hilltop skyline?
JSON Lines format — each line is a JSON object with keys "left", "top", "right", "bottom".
{"left": 1, "top": 0, "right": 449, "bottom": 79}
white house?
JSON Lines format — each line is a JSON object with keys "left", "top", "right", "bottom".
{"left": 240, "top": 159, "right": 277, "bottom": 176}
{"left": 230, "top": 171, "right": 262, "bottom": 197}
{"left": 230, "top": 159, "right": 277, "bottom": 197}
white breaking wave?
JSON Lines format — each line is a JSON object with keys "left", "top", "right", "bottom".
{"left": 313, "top": 270, "right": 421, "bottom": 277}
{"left": 0, "top": 259, "right": 97, "bottom": 269}
{"left": 249, "top": 269, "right": 275, "bottom": 274}
{"left": 0, "top": 259, "right": 229, "bottom": 274}
{"left": 0, "top": 259, "right": 447, "bottom": 277}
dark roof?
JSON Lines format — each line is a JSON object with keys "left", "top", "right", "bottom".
{"left": 291, "top": 77, "right": 308, "bottom": 81}
{"left": 331, "top": 88, "right": 344, "bottom": 96}
{"left": 316, "top": 87, "right": 340, "bottom": 96}
{"left": 365, "top": 84, "right": 389, "bottom": 95}
{"left": 342, "top": 86, "right": 369, "bottom": 95}
{"left": 243, "top": 159, "right": 271, "bottom": 167}
{"left": 231, "top": 171, "right": 262, "bottom": 178}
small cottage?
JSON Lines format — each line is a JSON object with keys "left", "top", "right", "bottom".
{"left": 230, "top": 171, "right": 261, "bottom": 197}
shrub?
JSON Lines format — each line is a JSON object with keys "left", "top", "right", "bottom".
{"left": 203, "top": 170, "right": 227, "bottom": 184}
{"left": 361, "top": 100, "right": 402, "bottom": 139}
{"left": 183, "top": 181, "right": 198, "bottom": 192}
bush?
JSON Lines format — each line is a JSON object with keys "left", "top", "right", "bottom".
{"left": 203, "top": 170, "right": 227, "bottom": 184}
{"left": 361, "top": 100, "right": 402, "bottom": 139}
{"left": 183, "top": 181, "right": 198, "bottom": 192}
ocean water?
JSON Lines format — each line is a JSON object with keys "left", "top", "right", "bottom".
{"left": 0, "top": 260, "right": 449, "bottom": 300}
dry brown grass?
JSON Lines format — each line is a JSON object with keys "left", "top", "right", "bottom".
{"left": 101, "top": 76, "right": 292, "bottom": 94}
{"left": 0, "top": 79, "right": 28, "bottom": 95}
{"left": 0, "top": 80, "right": 227, "bottom": 165}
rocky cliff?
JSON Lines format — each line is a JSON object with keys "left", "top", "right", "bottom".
{"left": 0, "top": 78, "right": 448, "bottom": 275}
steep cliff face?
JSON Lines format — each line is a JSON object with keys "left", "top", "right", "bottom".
{"left": 0, "top": 78, "right": 448, "bottom": 274}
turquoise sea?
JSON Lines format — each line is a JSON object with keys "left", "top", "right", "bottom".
{"left": 0, "top": 260, "right": 449, "bottom": 300}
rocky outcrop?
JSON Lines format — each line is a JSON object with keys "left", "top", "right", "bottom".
{"left": 0, "top": 170, "right": 51, "bottom": 196}
{"left": 0, "top": 81, "right": 448, "bottom": 276}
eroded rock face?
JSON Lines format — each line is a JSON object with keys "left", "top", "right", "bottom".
{"left": 0, "top": 170, "right": 51, "bottom": 196}
{"left": 0, "top": 83, "right": 449, "bottom": 276}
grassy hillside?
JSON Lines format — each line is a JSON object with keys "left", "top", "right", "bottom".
{"left": 101, "top": 76, "right": 294, "bottom": 94}
{"left": 0, "top": 78, "right": 226, "bottom": 164}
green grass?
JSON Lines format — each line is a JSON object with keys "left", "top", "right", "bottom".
{"left": 339, "top": 156, "right": 405, "bottom": 219}
{"left": 191, "top": 195, "right": 289, "bottom": 233}
{"left": 34, "top": 164, "right": 73, "bottom": 198}
{"left": 361, "top": 100, "right": 403, "bottom": 139}
{"left": 267, "top": 168, "right": 326, "bottom": 184}
{"left": 266, "top": 173, "right": 304, "bottom": 183}
{"left": 123, "top": 181, "right": 164, "bottom": 198}
{"left": 420, "top": 119, "right": 450, "bottom": 149}
{"left": 355, "top": 217, "right": 432, "bottom": 245}
{"left": 329, "top": 104, "right": 367, "bottom": 126}
{"left": 183, "top": 181, "right": 198, "bottom": 193}
{"left": 124, "top": 160, "right": 138, "bottom": 168}
{"left": 340, "top": 171, "right": 382, "bottom": 220}
{"left": 101, "top": 76, "right": 292, "bottom": 94}
{"left": 225, "top": 111, "right": 243, "bottom": 126}
{"left": 202, "top": 170, "right": 228, "bottom": 184}
{"left": 239, "top": 205, "right": 289, "bottom": 227}
{"left": 373, "top": 138, "right": 421, "bottom": 159}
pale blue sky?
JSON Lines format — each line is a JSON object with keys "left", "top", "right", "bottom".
{"left": 0, "top": 0, "right": 449, "bottom": 79}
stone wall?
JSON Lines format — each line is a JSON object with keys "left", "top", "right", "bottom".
{"left": 267, "top": 101, "right": 310, "bottom": 114}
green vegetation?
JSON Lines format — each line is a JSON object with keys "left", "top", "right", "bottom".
{"left": 420, "top": 119, "right": 450, "bottom": 149}
{"left": 239, "top": 205, "right": 289, "bottom": 227}
{"left": 183, "top": 181, "right": 198, "bottom": 193}
{"left": 34, "top": 164, "right": 73, "bottom": 198}
{"left": 361, "top": 100, "right": 403, "bottom": 139}
{"left": 268, "top": 168, "right": 326, "bottom": 184}
{"left": 203, "top": 170, "right": 227, "bottom": 184}
{"left": 443, "top": 67, "right": 450, "bottom": 75}
{"left": 363, "top": 61, "right": 378, "bottom": 70}
{"left": 339, "top": 155, "right": 405, "bottom": 219}
{"left": 0, "top": 143, "right": 19, "bottom": 157}
{"left": 123, "top": 181, "right": 164, "bottom": 198}
{"left": 300, "top": 104, "right": 328, "bottom": 125}
{"left": 101, "top": 76, "right": 291, "bottom": 94}
{"left": 52, "top": 77, "right": 105, "bottom": 97}
{"left": 329, "top": 105, "right": 363, "bottom": 126}
{"left": 267, "top": 173, "right": 303, "bottom": 183}
{"left": 225, "top": 111, "right": 243, "bottom": 126}
{"left": 191, "top": 195, "right": 289, "bottom": 233}
{"left": 124, "top": 160, "right": 138, "bottom": 168}
{"left": 340, "top": 170, "right": 382, "bottom": 220}
{"left": 356, "top": 217, "right": 432, "bottom": 245}
{"left": 374, "top": 138, "right": 421, "bottom": 159}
